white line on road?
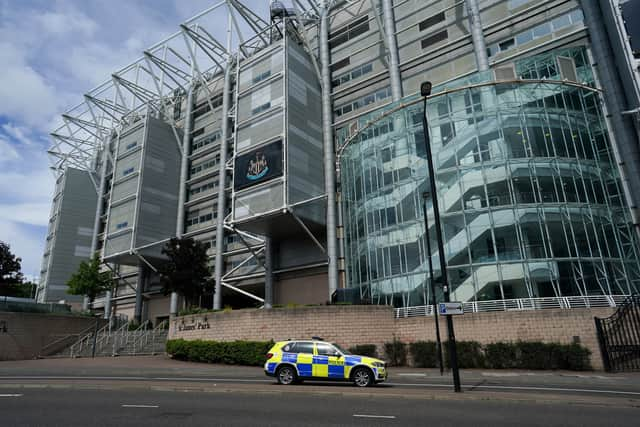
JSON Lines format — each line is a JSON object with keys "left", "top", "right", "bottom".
{"left": 3, "top": 376, "right": 640, "bottom": 397}
{"left": 388, "top": 383, "right": 640, "bottom": 396}
{"left": 121, "top": 405, "right": 159, "bottom": 408}
{"left": 0, "top": 394, "right": 23, "bottom": 397}
{"left": 353, "top": 414, "right": 396, "bottom": 419}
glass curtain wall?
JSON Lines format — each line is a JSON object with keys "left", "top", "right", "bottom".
{"left": 338, "top": 47, "right": 640, "bottom": 308}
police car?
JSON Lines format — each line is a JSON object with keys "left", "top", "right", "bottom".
{"left": 264, "top": 338, "right": 387, "bottom": 387}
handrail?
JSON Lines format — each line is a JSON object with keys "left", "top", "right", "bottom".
{"left": 394, "top": 295, "right": 628, "bottom": 318}
{"left": 129, "top": 320, "right": 151, "bottom": 355}
{"left": 40, "top": 322, "right": 98, "bottom": 357}
{"left": 111, "top": 321, "right": 130, "bottom": 356}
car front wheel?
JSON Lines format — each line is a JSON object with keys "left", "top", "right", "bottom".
{"left": 352, "top": 367, "right": 373, "bottom": 387}
{"left": 276, "top": 365, "right": 296, "bottom": 385}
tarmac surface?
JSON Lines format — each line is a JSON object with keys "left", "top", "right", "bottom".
{"left": 1, "top": 355, "right": 639, "bottom": 402}
{"left": 1, "top": 356, "right": 639, "bottom": 426}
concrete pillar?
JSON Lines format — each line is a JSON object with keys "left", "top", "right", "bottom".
{"left": 264, "top": 237, "right": 274, "bottom": 309}
{"left": 134, "top": 264, "right": 146, "bottom": 324}
{"left": 170, "top": 292, "right": 178, "bottom": 316}
{"left": 103, "top": 290, "right": 112, "bottom": 320}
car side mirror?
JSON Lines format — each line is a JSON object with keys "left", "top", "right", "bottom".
{"left": 333, "top": 351, "right": 342, "bottom": 358}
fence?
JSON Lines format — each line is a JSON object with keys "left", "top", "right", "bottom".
{"left": 394, "top": 295, "right": 628, "bottom": 318}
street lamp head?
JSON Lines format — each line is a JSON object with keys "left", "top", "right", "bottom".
{"left": 420, "top": 81, "right": 432, "bottom": 97}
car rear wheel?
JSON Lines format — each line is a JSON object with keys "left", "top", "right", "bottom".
{"left": 352, "top": 367, "right": 373, "bottom": 387}
{"left": 276, "top": 365, "right": 296, "bottom": 385}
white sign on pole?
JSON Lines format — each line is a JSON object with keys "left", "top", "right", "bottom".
{"left": 438, "top": 302, "right": 464, "bottom": 315}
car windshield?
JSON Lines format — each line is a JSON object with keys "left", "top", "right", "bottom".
{"left": 332, "top": 343, "right": 351, "bottom": 355}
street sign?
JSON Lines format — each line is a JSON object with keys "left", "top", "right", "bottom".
{"left": 438, "top": 302, "right": 464, "bottom": 315}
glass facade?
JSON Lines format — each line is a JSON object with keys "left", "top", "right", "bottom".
{"left": 338, "top": 47, "right": 640, "bottom": 308}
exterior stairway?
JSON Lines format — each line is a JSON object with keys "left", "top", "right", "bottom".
{"left": 50, "top": 319, "right": 168, "bottom": 358}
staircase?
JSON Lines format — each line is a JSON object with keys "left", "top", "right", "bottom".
{"left": 50, "top": 319, "right": 168, "bottom": 358}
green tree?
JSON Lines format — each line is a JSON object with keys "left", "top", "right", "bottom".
{"left": 66, "top": 255, "right": 113, "bottom": 301}
{"left": 0, "top": 241, "right": 28, "bottom": 298}
{"left": 158, "top": 237, "right": 214, "bottom": 308}
{"left": 0, "top": 241, "right": 23, "bottom": 285}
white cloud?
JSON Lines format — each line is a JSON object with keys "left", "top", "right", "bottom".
{"left": 0, "top": 220, "right": 46, "bottom": 279}
{"left": 1, "top": 122, "right": 40, "bottom": 146}
{"left": 0, "top": 203, "right": 52, "bottom": 227}
{"left": 35, "top": 11, "right": 98, "bottom": 37}
{"left": 0, "top": 43, "right": 61, "bottom": 130}
{"left": 0, "top": 137, "right": 20, "bottom": 162}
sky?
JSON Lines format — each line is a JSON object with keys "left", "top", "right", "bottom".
{"left": 0, "top": 0, "right": 271, "bottom": 280}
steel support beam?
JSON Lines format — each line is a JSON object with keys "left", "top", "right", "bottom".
{"left": 320, "top": 0, "right": 339, "bottom": 299}
{"left": 582, "top": 0, "right": 640, "bottom": 232}
{"left": 466, "top": 0, "right": 489, "bottom": 72}
{"left": 381, "top": 0, "right": 402, "bottom": 101}
{"left": 213, "top": 45, "right": 235, "bottom": 310}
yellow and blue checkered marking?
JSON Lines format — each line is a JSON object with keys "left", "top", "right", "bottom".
{"left": 265, "top": 341, "right": 386, "bottom": 383}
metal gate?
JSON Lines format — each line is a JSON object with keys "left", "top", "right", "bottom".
{"left": 594, "top": 294, "right": 640, "bottom": 372}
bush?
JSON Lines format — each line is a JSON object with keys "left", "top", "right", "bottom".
{"left": 384, "top": 339, "right": 407, "bottom": 366}
{"left": 409, "top": 341, "right": 439, "bottom": 368}
{"left": 165, "top": 339, "right": 274, "bottom": 366}
{"left": 561, "top": 343, "right": 591, "bottom": 371}
{"left": 348, "top": 344, "right": 378, "bottom": 358}
{"left": 485, "top": 342, "right": 518, "bottom": 369}
{"left": 178, "top": 307, "right": 217, "bottom": 316}
{"left": 443, "top": 341, "right": 485, "bottom": 369}
{"left": 483, "top": 341, "right": 592, "bottom": 371}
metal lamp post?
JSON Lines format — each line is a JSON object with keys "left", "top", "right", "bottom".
{"left": 420, "top": 81, "right": 462, "bottom": 392}
{"left": 422, "top": 191, "right": 444, "bottom": 376}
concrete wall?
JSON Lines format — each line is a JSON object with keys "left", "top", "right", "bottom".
{"left": 0, "top": 312, "right": 106, "bottom": 361}
{"left": 168, "top": 305, "right": 614, "bottom": 370}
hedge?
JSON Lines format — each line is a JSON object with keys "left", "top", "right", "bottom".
{"left": 166, "top": 339, "right": 274, "bottom": 366}
{"left": 384, "top": 339, "right": 407, "bottom": 366}
{"left": 348, "top": 344, "right": 378, "bottom": 358}
{"left": 409, "top": 341, "right": 438, "bottom": 368}
{"left": 165, "top": 338, "right": 591, "bottom": 371}
{"left": 407, "top": 340, "right": 591, "bottom": 371}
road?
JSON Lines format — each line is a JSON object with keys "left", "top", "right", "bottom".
{"left": 0, "top": 387, "right": 638, "bottom": 427}
{"left": 1, "top": 357, "right": 639, "bottom": 426}
{"left": 1, "top": 356, "right": 640, "bottom": 398}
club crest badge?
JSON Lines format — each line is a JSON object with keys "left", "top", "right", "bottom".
{"left": 246, "top": 152, "right": 269, "bottom": 180}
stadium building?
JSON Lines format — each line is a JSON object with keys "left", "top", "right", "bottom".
{"left": 37, "top": 0, "right": 640, "bottom": 323}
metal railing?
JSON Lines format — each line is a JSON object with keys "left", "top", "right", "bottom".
{"left": 40, "top": 322, "right": 97, "bottom": 357}
{"left": 394, "top": 294, "right": 628, "bottom": 318}
{"left": 66, "top": 314, "right": 127, "bottom": 358}
{"left": 128, "top": 320, "right": 168, "bottom": 356}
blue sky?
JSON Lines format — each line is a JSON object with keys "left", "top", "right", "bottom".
{"left": 0, "top": 0, "right": 271, "bottom": 279}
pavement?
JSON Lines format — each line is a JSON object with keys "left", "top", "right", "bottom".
{"left": 1, "top": 356, "right": 639, "bottom": 406}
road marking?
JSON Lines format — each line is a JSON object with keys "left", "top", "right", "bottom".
{"left": 0, "top": 376, "right": 271, "bottom": 383}
{"left": 122, "top": 405, "right": 159, "bottom": 408}
{"left": 353, "top": 414, "right": 396, "bottom": 419}
{"left": 397, "top": 373, "right": 426, "bottom": 377}
{"left": 0, "top": 394, "right": 23, "bottom": 397}
{"left": 475, "top": 384, "right": 640, "bottom": 396}
{"left": 388, "top": 382, "right": 640, "bottom": 396}
{"left": 3, "top": 376, "right": 639, "bottom": 397}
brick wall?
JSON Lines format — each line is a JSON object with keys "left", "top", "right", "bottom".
{"left": 169, "top": 305, "right": 615, "bottom": 370}
{"left": 0, "top": 312, "right": 105, "bottom": 361}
